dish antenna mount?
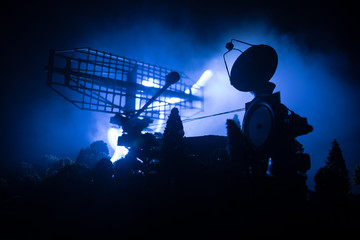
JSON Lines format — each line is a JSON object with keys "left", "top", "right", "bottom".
{"left": 224, "top": 39, "right": 313, "bottom": 179}
{"left": 45, "top": 48, "right": 204, "bottom": 163}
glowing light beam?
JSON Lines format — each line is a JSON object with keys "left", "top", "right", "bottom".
{"left": 111, "top": 146, "right": 129, "bottom": 163}
{"left": 107, "top": 127, "right": 129, "bottom": 162}
{"left": 185, "top": 70, "right": 213, "bottom": 94}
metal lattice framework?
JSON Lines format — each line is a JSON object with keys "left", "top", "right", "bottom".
{"left": 46, "top": 48, "right": 204, "bottom": 119}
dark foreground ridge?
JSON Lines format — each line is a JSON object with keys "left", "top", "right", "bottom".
{"left": 1, "top": 156, "right": 360, "bottom": 239}
{"left": 1, "top": 109, "right": 359, "bottom": 239}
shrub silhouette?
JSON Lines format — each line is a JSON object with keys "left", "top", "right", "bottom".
{"left": 76, "top": 141, "right": 110, "bottom": 168}
{"left": 93, "top": 158, "right": 114, "bottom": 184}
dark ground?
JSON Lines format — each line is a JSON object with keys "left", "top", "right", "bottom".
{"left": 1, "top": 163, "right": 359, "bottom": 239}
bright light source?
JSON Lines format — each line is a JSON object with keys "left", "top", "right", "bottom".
{"left": 186, "top": 70, "right": 213, "bottom": 95}
{"left": 108, "top": 127, "right": 122, "bottom": 150}
{"left": 111, "top": 146, "right": 129, "bottom": 163}
{"left": 107, "top": 127, "right": 129, "bottom": 162}
{"left": 197, "top": 70, "right": 213, "bottom": 87}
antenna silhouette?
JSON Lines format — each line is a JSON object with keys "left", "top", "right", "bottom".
{"left": 45, "top": 48, "right": 204, "bottom": 121}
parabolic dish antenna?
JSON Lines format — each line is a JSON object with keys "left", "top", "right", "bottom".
{"left": 230, "top": 44, "right": 278, "bottom": 92}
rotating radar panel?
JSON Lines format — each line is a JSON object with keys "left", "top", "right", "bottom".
{"left": 230, "top": 44, "right": 278, "bottom": 92}
{"left": 45, "top": 48, "right": 204, "bottom": 121}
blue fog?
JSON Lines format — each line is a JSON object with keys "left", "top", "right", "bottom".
{"left": 3, "top": 17, "right": 360, "bottom": 192}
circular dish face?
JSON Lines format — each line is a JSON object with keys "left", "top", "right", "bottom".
{"left": 230, "top": 44, "right": 278, "bottom": 92}
{"left": 244, "top": 105, "right": 273, "bottom": 147}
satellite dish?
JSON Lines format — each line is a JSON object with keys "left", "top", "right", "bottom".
{"left": 230, "top": 45, "right": 278, "bottom": 92}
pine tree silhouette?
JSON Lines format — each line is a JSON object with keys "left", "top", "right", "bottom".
{"left": 160, "top": 108, "right": 185, "bottom": 177}
{"left": 314, "top": 139, "right": 350, "bottom": 201}
{"left": 163, "top": 108, "right": 184, "bottom": 142}
{"left": 326, "top": 139, "right": 348, "bottom": 175}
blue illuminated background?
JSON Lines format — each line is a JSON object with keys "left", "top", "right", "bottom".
{"left": 1, "top": 1, "right": 359, "bottom": 192}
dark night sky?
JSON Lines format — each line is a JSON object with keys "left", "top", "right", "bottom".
{"left": 1, "top": 0, "right": 359, "bottom": 191}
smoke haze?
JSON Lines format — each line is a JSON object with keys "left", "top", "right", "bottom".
{"left": 2, "top": 1, "right": 359, "bottom": 191}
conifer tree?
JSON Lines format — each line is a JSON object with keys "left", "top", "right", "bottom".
{"left": 162, "top": 108, "right": 184, "bottom": 147}
{"left": 314, "top": 139, "right": 350, "bottom": 200}
{"left": 160, "top": 108, "right": 185, "bottom": 176}
{"left": 326, "top": 139, "right": 348, "bottom": 176}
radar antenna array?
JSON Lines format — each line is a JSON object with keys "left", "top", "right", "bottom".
{"left": 46, "top": 48, "right": 204, "bottom": 120}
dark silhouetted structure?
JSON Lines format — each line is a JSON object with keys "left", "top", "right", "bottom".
{"left": 45, "top": 48, "right": 205, "bottom": 168}
{"left": 4, "top": 42, "right": 349, "bottom": 239}
{"left": 224, "top": 40, "right": 313, "bottom": 197}
{"left": 226, "top": 119, "right": 251, "bottom": 175}
{"left": 46, "top": 48, "right": 203, "bottom": 119}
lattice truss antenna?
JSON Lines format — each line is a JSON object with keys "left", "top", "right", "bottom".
{"left": 46, "top": 48, "right": 204, "bottom": 120}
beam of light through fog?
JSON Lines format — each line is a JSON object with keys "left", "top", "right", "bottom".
{"left": 95, "top": 69, "right": 214, "bottom": 162}
{"left": 185, "top": 69, "right": 213, "bottom": 95}
{"left": 65, "top": 21, "right": 360, "bottom": 191}
{"left": 108, "top": 127, "right": 122, "bottom": 150}
{"left": 107, "top": 127, "right": 129, "bottom": 162}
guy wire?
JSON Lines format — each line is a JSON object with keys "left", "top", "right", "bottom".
{"left": 148, "top": 108, "right": 246, "bottom": 128}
